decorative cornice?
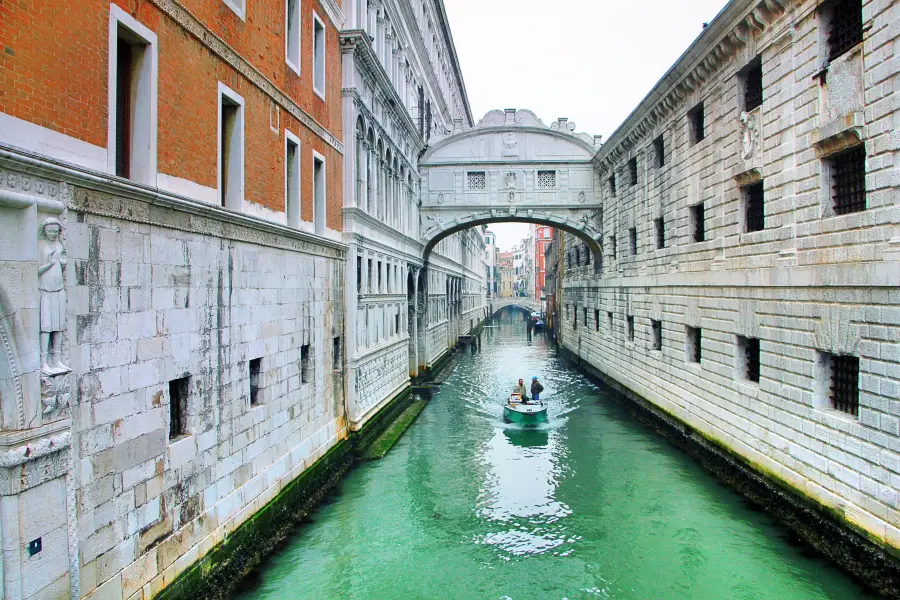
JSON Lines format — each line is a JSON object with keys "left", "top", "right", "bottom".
{"left": 317, "top": 0, "right": 346, "bottom": 29}
{"left": 594, "top": 0, "right": 790, "bottom": 173}
{"left": 0, "top": 144, "right": 347, "bottom": 259}
{"left": 148, "top": 0, "right": 343, "bottom": 154}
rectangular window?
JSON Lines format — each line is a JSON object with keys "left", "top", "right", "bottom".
{"left": 744, "top": 180, "right": 765, "bottom": 232}
{"left": 583, "top": 308, "right": 588, "bottom": 328}
{"left": 738, "top": 336, "right": 761, "bottom": 383}
{"left": 690, "top": 203, "right": 705, "bottom": 242}
{"left": 312, "top": 13, "right": 326, "bottom": 98}
{"left": 608, "top": 175, "right": 616, "bottom": 197}
{"left": 219, "top": 84, "right": 244, "bottom": 210}
{"left": 655, "top": 217, "right": 665, "bottom": 249}
{"left": 685, "top": 326, "right": 701, "bottom": 364}
{"left": 356, "top": 256, "right": 363, "bottom": 293}
{"left": 395, "top": 313, "right": 400, "bottom": 336}
{"left": 109, "top": 8, "right": 157, "bottom": 185}
{"left": 537, "top": 170, "right": 556, "bottom": 189}
{"left": 300, "top": 344, "right": 311, "bottom": 384}
{"left": 367, "top": 259, "right": 373, "bottom": 293}
{"left": 168, "top": 376, "right": 189, "bottom": 439}
{"left": 627, "top": 315, "right": 635, "bottom": 341}
{"left": 742, "top": 57, "right": 763, "bottom": 111}
{"left": 594, "top": 309, "right": 600, "bottom": 332}
{"left": 377, "top": 261, "right": 383, "bottom": 291}
{"left": 285, "top": 131, "right": 300, "bottom": 227}
{"left": 824, "top": 353, "right": 859, "bottom": 416}
{"left": 827, "top": 0, "right": 863, "bottom": 62}
{"left": 607, "top": 311, "right": 613, "bottom": 332}
{"left": 830, "top": 146, "right": 866, "bottom": 215}
{"left": 688, "top": 102, "right": 705, "bottom": 144}
{"left": 333, "top": 337, "right": 343, "bottom": 372}
{"left": 249, "top": 357, "right": 262, "bottom": 405}
{"left": 628, "top": 158, "right": 638, "bottom": 187}
{"left": 467, "top": 171, "right": 486, "bottom": 190}
{"left": 286, "top": 0, "right": 301, "bottom": 73}
{"left": 653, "top": 135, "right": 665, "bottom": 168}
{"left": 609, "top": 234, "right": 617, "bottom": 258}
{"left": 651, "top": 319, "right": 662, "bottom": 351}
{"left": 313, "top": 152, "right": 326, "bottom": 234}
{"left": 573, "top": 305, "right": 578, "bottom": 330}
{"left": 629, "top": 227, "right": 638, "bottom": 256}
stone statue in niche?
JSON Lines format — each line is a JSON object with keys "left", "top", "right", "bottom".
{"left": 502, "top": 132, "right": 518, "bottom": 156}
{"left": 38, "top": 217, "right": 69, "bottom": 375}
{"left": 739, "top": 111, "right": 759, "bottom": 161}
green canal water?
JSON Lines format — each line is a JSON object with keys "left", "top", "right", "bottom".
{"left": 235, "top": 313, "right": 879, "bottom": 600}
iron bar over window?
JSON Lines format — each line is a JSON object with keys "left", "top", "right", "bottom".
{"left": 743, "top": 59, "right": 763, "bottom": 111}
{"left": 830, "top": 355, "right": 859, "bottom": 416}
{"left": 745, "top": 181, "right": 765, "bottom": 232}
{"left": 745, "top": 337, "right": 760, "bottom": 382}
{"left": 828, "top": 0, "right": 863, "bottom": 62}
{"left": 831, "top": 146, "right": 866, "bottom": 215}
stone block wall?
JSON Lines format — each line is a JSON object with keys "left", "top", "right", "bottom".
{"left": 560, "top": 0, "right": 900, "bottom": 550}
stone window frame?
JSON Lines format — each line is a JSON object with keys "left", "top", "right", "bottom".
{"left": 107, "top": 5, "right": 158, "bottom": 185}
{"left": 284, "top": 129, "right": 302, "bottom": 228}
{"left": 312, "top": 149, "right": 327, "bottom": 235}
{"left": 736, "top": 335, "right": 761, "bottom": 383}
{"left": 813, "top": 350, "right": 860, "bottom": 418}
{"left": 312, "top": 11, "right": 327, "bottom": 100}
{"left": 685, "top": 326, "right": 702, "bottom": 364}
{"left": 688, "top": 101, "right": 705, "bottom": 145}
{"left": 651, "top": 319, "right": 662, "bottom": 351}
{"left": 738, "top": 55, "right": 763, "bottom": 113}
{"left": 218, "top": 82, "right": 246, "bottom": 211}
{"left": 168, "top": 376, "right": 190, "bottom": 441}
{"left": 285, "top": 0, "right": 302, "bottom": 75}
{"left": 222, "top": 0, "right": 247, "bottom": 20}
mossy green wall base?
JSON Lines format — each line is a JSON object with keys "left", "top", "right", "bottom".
{"left": 155, "top": 387, "right": 419, "bottom": 600}
{"left": 361, "top": 399, "right": 427, "bottom": 460}
{"left": 559, "top": 346, "right": 900, "bottom": 599}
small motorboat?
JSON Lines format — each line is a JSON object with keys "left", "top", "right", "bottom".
{"left": 503, "top": 394, "right": 548, "bottom": 425}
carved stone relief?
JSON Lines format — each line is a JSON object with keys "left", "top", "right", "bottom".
{"left": 739, "top": 111, "right": 759, "bottom": 161}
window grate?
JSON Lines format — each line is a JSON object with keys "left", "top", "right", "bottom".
{"left": 627, "top": 315, "right": 635, "bottom": 341}
{"left": 691, "top": 203, "right": 705, "bottom": 242}
{"left": 628, "top": 158, "right": 638, "bottom": 187}
{"left": 830, "top": 355, "right": 859, "bottom": 416}
{"left": 745, "top": 181, "right": 765, "bottom": 232}
{"left": 608, "top": 175, "right": 616, "bottom": 197}
{"left": 651, "top": 320, "right": 662, "bottom": 350}
{"left": 653, "top": 135, "right": 665, "bottom": 168}
{"left": 594, "top": 309, "right": 600, "bottom": 332}
{"left": 828, "top": 0, "right": 863, "bottom": 62}
{"left": 610, "top": 234, "right": 617, "bottom": 258}
{"left": 743, "top": 60, "right": 763, "bottom": 111}
{"left": 629, "top": 227, "right": 638, "bottom": 256}
{"left": 831, "top": 146, "right": 866, "bottom": 215}
{"left": 537, "top": 170, "right": 556, "bottom": 188}
{"left": 655, "top": 217, "right": 665, "bottom": 249}
{"left": 744, "top": 337, "right": 761, "bottom": 382}
{"left": 583, "top": 308, "right": 588, "bottom": 327}
{"left": 689, "top": 102, "right": 705, "bottom": 144}
{"left": 467, "top": 171, "right": 486, "bottom": 190}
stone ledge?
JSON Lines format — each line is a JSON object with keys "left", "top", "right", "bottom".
{"left": 811, "top": 111, "right": 865, "bottom": 158}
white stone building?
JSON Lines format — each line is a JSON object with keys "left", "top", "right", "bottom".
{"left": 558, "top": 0, "right": 900, "bottom": 558}
{"left": 339, "top": 0, "right": 486, "bottom": 430}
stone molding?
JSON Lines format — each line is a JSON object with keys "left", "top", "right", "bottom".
{"left": 0, "top": 146, "right": 348, "bottom": 260}
{"left": 594, "top": 0, "right": 789, "bottom": 172}
{"left": 811, "top": 111, "right": 865, "bottom": 158}
{"left": 147, "top": 0, "right": 343, "bottom": 154}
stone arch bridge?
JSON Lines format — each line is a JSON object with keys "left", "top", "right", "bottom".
{"left": 419, "top": 108, "right": 604, "bottom": 262}
{"left": 489, "top": 297, "right": 541, "bottom": 315}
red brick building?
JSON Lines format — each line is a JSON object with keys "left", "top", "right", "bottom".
{"left": 534, "top": 225, "right": 553, "bottom": 299}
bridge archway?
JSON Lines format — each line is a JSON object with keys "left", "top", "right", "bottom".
{"left": 419, "top": 108, "right": 603, "bottom": 263}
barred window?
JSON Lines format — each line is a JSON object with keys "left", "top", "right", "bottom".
{"left": 608, "top": 175, "right": 617, "bottom": 197}
{"left": 653, "top": 135, "right": 665, "bottom": 168}
{"left": 655, "top": 217, "right": 665, "bottom": 249}
{"left": 827, "top": 0, "right": 863, "bottom": 62}
{"left": 738, "top": 336, "right": 761, "bottom": 383}
{"left": 686, "top": 326, "right": 701, "bottom": 364}
{"left": 827, "top": 353, "right": 859, "bottom": 416}
{"left": 629, "top": 227, "right": 638, "bottom": 256}
{"left": 607, "top": 311, "right": 613, "bottom": 332}
{"left": 467, "top": 171, "right": 486, "bottom": 190}
{"left": 627, "top": 315, "right": 635, "bottom": 341}
{"left": 691, "top": 203, "right": 705, "bottom": 242}
{"left": 651, "top": 320, "right": 662, "bottom": 351}
{"left": 594, "top": 309, "right": 600, "bottom": 332}
{"left": 744, "top": 180, "right": 765, "bottom": 232}
{"left": 742, "top": 58, "right": 763, "bottom": 111}
{"left": 830, "top": 146, "right": 866, "bottom": 215}
{"left": 688, "top": 102, "right": 705, "bottom": 144}
{"left": 628, "top": 158, "right": 638, "bottom": 187}
{"left": 537, "top": 170, "right": 556, "bottom": 189}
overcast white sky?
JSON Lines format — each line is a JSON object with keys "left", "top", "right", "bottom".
{"left": 444, "top": 0, "right": 730, "bottom": 251}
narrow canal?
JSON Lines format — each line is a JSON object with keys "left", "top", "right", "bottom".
{"left": 236, "top": 310, "right": 878, "bottom": 600}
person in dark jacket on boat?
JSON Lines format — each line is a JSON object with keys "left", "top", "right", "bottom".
{"left": 531, "top": 377, "right": 544, "bottom": 402}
